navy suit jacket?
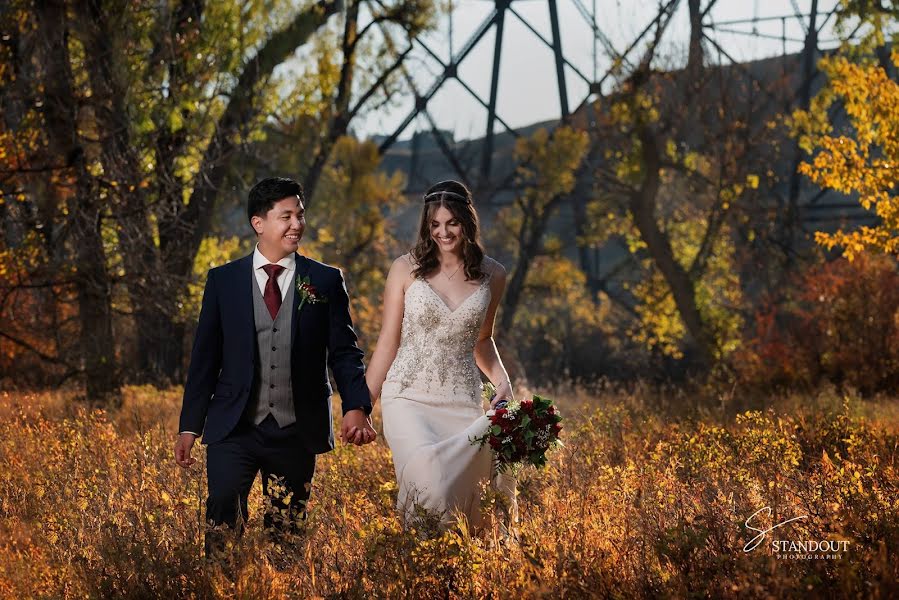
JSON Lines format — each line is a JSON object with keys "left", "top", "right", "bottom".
{"left": 178, "top": 252, "right": 371, "bottom": 454}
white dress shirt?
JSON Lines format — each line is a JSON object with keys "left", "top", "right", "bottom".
{"left": 252, "top": 244, "right": 296, "bottom": 301}
{"left": 179, "top": 246, "right": 296, "bottom": 438}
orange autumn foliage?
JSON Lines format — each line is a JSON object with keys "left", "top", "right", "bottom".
{"left": 793, "top": 51, "right": 899, "bottom": 258}
{"left": 1, "top": 385, "right": 898, "bottom": 597}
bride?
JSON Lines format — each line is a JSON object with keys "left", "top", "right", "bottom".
{"left": 365, "top": 179, "right": 517, "bottom": 530}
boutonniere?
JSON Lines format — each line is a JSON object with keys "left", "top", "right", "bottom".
{"left": 297, "top": 275, "right": 327, "bottom": 312}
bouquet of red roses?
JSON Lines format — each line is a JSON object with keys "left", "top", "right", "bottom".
{"left": 471, "top": 383, "right": 563, "bottom": 472}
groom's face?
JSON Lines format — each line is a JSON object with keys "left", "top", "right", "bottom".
{"left": 252, "top": 195, "right": 305, "bottom": 258}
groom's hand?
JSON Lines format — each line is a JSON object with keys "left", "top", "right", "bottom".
{"left": 174, "top": 432, "right": 197, "bottom": 468}
{"left": 341, "top": 409, "right": 376, "bottom": 446}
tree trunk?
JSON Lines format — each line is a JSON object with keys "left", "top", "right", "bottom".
{"left": 78, "top": 0, "right": 183, "bottom": 385}
{"left": 631, "top": 126, "right": 715, "bottom": 365}
{"left": 36, "top": 0, "right": 120, "bottom": 404}
{"left": 500, "top": 206, "right": 547, "bottom": 334}
{"left": 687, "top": 0, "right": 704, "bottom": 78}
{"left": 495, "top": 203, "right": 553, "bottom": 390}
{"left": 70, "top": 192, "right": 120, "bottom": 404}
{"left": 129, "top": 0, "right": 207, "bottom": 383}
{"left": 571, "top": 141, "right": 602, "bottom": 298}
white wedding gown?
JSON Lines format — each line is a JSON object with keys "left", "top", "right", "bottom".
{"left": 381, "top": 258, "right": 517, "bottom": 529}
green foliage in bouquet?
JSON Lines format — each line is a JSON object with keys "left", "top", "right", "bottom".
{"left": 473, "top": 383, "right": 563, "bottom": 472}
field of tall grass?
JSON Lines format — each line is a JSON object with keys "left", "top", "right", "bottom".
{"left": 1, "top": 383, "right": 897, "bottom": 598}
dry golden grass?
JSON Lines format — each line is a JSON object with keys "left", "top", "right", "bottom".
{"left": 0, "top": 383, "right": 897, "bottom": 599}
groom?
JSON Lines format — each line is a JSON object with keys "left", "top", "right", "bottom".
{"left": 174, "top": 177, "right": 376, "bottom": 550}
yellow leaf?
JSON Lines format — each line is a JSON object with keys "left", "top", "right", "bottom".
{"left": 746, "top": 174, "right": 759, "bottom": 189}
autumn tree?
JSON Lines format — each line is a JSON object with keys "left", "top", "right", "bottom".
{"left": 583, "top": 10, "right": 787, "bottom": 368}
{"left": 496, "top": 126, "right": 590, "bottom": 334}
{"left": 0, "top": 0, "right": 433, "bottom": 399}
{"left": 286, "top": 136, "right": 407, "bottom": 351}
{"left": 793, "top": 2, "right": 899, "bottom": 258}
{"left": 119, "top": 0, "right": 429, "bottom": 385}
{"left": 0, "top": 2, "right": 120, "bottom": 401}
{"left": 486, "top": 2, "right": 782, "bottom": 375}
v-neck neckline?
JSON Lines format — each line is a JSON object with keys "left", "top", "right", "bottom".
{"left": 417, "top": 277, "right": 487, "bottom": 314}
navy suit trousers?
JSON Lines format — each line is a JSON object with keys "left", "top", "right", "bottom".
{"left": 205, "top": 414, "right": 315, "bottom": 546}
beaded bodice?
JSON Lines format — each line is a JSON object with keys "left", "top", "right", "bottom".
{"left": 384, "top": 269, "right": 493, "bottom": 405}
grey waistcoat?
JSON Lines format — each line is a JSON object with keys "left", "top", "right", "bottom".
{"left": 249, "top": 272, "right": 296, "bottom": 427}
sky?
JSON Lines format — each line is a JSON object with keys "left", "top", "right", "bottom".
{"left": 345, "top": 0, "right": 848, "bottom": 143}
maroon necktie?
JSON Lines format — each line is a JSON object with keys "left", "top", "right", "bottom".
{"left": 262, "top": 264, "right": 285, "bottom": 319}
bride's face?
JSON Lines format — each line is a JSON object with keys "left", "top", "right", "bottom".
{"left": 430, "top": 205, "right": 463, "bottom": 254}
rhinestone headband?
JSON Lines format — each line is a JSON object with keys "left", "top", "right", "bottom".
{"left": 423, "top": 190, "right": 470, "bottom": 204}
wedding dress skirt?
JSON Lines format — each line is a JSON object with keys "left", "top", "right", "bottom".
{"left": 381, "top": 259, "right": 517, "bottom": 529}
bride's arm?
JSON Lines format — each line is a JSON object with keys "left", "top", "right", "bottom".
{"left": 365, "top": 257, "right": 410, "bottom": 405}
{"left": 474, "top": 262, "right": 513, "bottom": 405}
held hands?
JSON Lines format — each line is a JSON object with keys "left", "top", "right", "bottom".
{"left": 490, "top": 379, "right": 514, "bottom": 409}
{"left": 341, "top": 408, "right": 377, "bottom": 446}
{"left": 174, "top": 432, "right": 198, "bottom": 468}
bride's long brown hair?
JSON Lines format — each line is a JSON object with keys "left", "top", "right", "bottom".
{"left": 410, "top": 180, "right": 486, "bottom": 281}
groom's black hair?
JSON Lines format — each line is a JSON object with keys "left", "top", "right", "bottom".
{"left": 247, "top": 177, "right": 305, "bottom": 221}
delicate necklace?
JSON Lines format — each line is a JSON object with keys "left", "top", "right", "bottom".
{"left": 443, "top": 263, "right": 462, "bottom": 280}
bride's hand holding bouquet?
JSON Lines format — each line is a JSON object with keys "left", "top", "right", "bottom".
{"left": 472, "top": 382, "right": 563, "bottom": 473}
